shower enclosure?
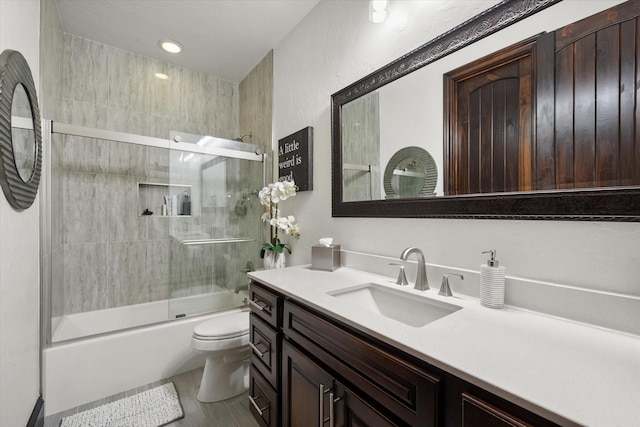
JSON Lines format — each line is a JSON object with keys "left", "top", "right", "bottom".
{"left": 42, "top": 122, "right": 266, "bottom": 344}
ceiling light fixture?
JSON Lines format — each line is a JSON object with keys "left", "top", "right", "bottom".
{"left": 369, "top": 0, "right": 389, "bottom": 24}
{"left": 154, "top": 72, "right": 169, "bottom": 80}
{"left": 159, "top": 39, "right": 182, "bottom": 54}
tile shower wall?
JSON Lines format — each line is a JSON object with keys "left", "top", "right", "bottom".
{"left": 43, "top": 31, "right": 266, "bottom": 319}
{"left": 240, "top": 50, "right": 273, "bottom": 180}
{"left": 342, "top": 92, "right": 381, "bottom": 201}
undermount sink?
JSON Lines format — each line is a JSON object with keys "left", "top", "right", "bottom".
{"left": 328, "top": 283, "right": 461, "bottom": 327}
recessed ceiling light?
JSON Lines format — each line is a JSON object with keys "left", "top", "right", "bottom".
{"left": 154, "top": 72, "right": 169, "bottom": 80}
{"left": 159, "top": 39, "right": 182, "bottom": 54}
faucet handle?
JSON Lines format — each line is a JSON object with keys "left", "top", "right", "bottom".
{"left": 439, "top": 273, "right": 464, "bottom": 297}
{"left": 389, "top": 263, "right": 409, "bottom": 286}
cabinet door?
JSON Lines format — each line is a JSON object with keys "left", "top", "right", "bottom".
{"left": 282, "top": 340, "right": 334, "bottom": 427}
{"left": 334, "top": 381, "right": 400, "bottom": 427}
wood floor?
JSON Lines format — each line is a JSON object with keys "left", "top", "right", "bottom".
{"left": 44, "top": 367, "right": 260, "bottom": 427}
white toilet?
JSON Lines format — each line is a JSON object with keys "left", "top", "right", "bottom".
{"left": 191, "top": 310, "right": 250, "bottom": 402}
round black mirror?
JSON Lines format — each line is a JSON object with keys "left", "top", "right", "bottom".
{"left": 0, "top": 49, "right": 42, "bottom": 211}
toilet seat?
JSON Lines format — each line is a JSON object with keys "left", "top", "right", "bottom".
{"left": 193, "top": 311, "right": 249, "bottom": 341}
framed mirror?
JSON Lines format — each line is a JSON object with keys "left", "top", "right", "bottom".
{"left": 332, "top": 0, "right": 640, "bottom": 221}
{"left": 0, "top": 49, "right": 42, "bottom": 211}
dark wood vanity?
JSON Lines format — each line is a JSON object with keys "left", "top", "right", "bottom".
{"left": 248, "top": 280, "right": 560, "bottom": 427}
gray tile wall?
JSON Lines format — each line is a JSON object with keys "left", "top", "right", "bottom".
{"left": 43, "top": 28, "right": 269, "bottom": 319}
{"left": 342, "top": 92, "right": 381, "bottom": 201}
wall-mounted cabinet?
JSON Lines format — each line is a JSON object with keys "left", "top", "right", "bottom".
{"left": 137, "top": 182, "right": 191, "bottom": 217}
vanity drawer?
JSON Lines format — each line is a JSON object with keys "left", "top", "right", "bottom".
{"left": 249, "top": 281, "right": 281, "bottom": 328}
{"left": 283, "top": 299, "right": 441, "bottom": 427}
{"left": 249, "top": 366, "right": 278, "bottom": 427}
{"left": 461, "top": 392, "right": 558, "bottom": 427}
{"left": 250, "top": 313, "right": 280, "bottom": 388}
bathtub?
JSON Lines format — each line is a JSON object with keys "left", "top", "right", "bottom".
{"left": 44, "top": 290, "right": 249, "bottom": 416}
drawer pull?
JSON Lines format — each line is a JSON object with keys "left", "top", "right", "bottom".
{"left": 248, "top": 395, "right": 268, "bottom": 416}
{"left": 249, "top": 298, "right": 270, "bottom": 312}
{"left": 249, "top": 341, "right": 268, "bottom": 357}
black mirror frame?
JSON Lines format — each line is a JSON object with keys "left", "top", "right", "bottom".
{"left": 0, "top": 49, "right": 42, "bottom": 211}
{"left": 331, "top": 0, "right": 640, "bottom": 221}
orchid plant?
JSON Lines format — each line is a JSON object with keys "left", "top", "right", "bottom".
{"left": 259, "top": 180, "right": 300, "bottom": 259}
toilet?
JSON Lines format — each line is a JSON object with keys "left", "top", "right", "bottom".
{"left": 191, "top": 310, "right": 250, "bottom": 402}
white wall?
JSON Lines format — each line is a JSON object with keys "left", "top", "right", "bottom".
{"left": 273, "top": 0, "right": 639, "bottom": 300}
{"left": 0, "top": 0, "right": 42, "bottom": 425}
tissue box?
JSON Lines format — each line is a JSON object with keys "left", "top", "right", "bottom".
{"left": 311, "top": 244, "right": 341, "bottom": 271}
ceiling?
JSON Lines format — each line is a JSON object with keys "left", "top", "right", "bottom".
{"left": 55, "top": 0, "right": 320, "bottom": 82}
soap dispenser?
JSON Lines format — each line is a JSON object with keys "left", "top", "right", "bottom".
{"left": 480, "top": 249, "right": 505, "bottom": 309}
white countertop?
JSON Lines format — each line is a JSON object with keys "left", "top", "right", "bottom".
{"left": 249, "top": 265, "right": 640, "bottom": 427}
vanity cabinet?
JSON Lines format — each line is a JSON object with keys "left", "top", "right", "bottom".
{"left": 283, "top": 299, "right": 440, "bottom": 426}
{"left": 282, "top": 339, "right": 398, "bottom": 426}
{"left": 248, "top": 282, "right": 282, "bottom": 427}
{"left": 249, "top": 279, "right": 560, "bottom": 427}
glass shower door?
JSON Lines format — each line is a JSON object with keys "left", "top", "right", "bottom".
{"left": 166, "top": 132, "right": 264, "bottom": 319}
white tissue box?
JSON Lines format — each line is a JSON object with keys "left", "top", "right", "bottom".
{"left": 311, "top": 244, "right": 341, "bottom": 271}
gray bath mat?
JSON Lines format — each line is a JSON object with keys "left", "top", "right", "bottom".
{"left": 60, "top": 382, "right": 184, "bottom": 427}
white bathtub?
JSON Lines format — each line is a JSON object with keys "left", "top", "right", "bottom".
{"left": 44, "top": 291, "right": 249, "bottom": 416}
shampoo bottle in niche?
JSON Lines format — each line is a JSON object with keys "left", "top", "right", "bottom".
{"left": 480, "top": 249, "right": 505, "bottom": 309}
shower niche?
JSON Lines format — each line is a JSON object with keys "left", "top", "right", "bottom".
{"left": 137, "top": 182, "right": 192, "bottom": 217}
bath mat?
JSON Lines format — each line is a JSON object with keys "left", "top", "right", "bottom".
{"left": 60, "top": 382, "right": 184, "bottom": 427}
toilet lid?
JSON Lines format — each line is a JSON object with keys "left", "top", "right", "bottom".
{"left": 193, "top": 311, "right": 249, "bottom": 340}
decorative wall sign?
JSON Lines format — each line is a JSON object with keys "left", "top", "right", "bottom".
{"left": 278, "top": 127, "right": 313, "bottom": 191}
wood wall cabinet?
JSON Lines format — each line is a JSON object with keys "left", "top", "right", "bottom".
{"left": 249, "top": 279, "right": 560, "bottom": 427}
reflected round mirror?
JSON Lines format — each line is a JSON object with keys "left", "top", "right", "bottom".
{"left": 383, "top": 147, "right": 437, "bottom": 199}
{"left": 11, "top": 84, "right": 37, "bottom": 182}
{"left": 0, "top": 49, "right": 42, "bottom": 211}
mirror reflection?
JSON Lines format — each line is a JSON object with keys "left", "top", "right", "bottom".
{"left": 341, "top": 72, "right": 443, "bottom": 201}
{"left": 11, "top": 83, "right": 36, "bottom": 182}
{"left": 383, "top": 146, "right": 437, "bottom": 199}
{"left": 333, "top": 2, "right": 640, "bottom": 217}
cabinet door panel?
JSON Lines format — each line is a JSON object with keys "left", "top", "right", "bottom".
{"left": 282, "top": 340, "right": 334, "bottom": 427}
{"left": 334, "top": 381, "right": 400, "bottom": 427}
{"left": 284, "top": 300, "right": 440, "bottom": 426}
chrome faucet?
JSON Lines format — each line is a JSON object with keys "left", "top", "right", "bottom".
{"left": 439, "top": 273, "right": 464, "bottom": 297}
{"left": 400, "top": 247, "right": 429, "bottom": 291}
